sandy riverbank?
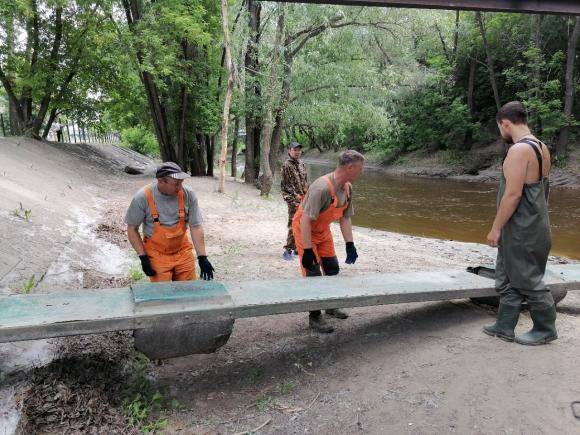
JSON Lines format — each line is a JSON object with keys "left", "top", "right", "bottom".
{"left": 1, "top": 137, "right": 580, "bottom": 434}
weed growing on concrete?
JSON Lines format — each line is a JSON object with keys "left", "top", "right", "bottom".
{"left": 122, "top": 353, "right": 167, "bottom": 434}
{"left": 129, "top": 263, "right": 145, "bottom": 283}
{"left": 11, "top": 202, "right": 32, "bottom": 221}
{"left": 21, "top": 274, "right": 35, "bottom": 293}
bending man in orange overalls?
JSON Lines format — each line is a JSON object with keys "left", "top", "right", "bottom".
{"left": 125, "top": 162, "right": 215, "bottom": 282}
{"left": 292, "top": 150, "right": 365, "bottom": 333}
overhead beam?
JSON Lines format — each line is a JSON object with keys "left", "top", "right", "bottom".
{"left": 270, "top": 0, "right": 580, "bottom": 16}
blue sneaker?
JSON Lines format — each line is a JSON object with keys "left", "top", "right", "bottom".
{"left": 282, "top": 249, "right": 293, "bottom": 261}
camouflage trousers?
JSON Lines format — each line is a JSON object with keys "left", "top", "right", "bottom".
{"left": 284, "top": 203, "right": 298, "bottom": 251}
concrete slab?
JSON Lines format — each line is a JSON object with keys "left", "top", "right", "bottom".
{"left": 227, "top": 269, "right": 496, "bottom": 318}
{"left": 0, "top": 265, "right": 579, "bottom": 347}
{"left": 132, "top": 280, "right": 233, "bottom": 313}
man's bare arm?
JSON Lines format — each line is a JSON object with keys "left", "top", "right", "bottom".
{"left": 339, "top": 216, "right": 353, "bottom": 243}
{"left": 127, "top": 225, "right": 146, "bottom": 255}
{"left": 190, "top": 225, "right": 207, "bottom": 257}
{"left": 487, "top": 145, "right": 527, "bottom": 246}
{"left": 300, "top": 213, "right": 313, "bottom": 248}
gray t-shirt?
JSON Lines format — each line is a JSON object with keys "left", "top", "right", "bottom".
{"left": 125, "top": 182, "right": 203, "bottom": 238}
{"left": 302, "top": 172, "right": 353, "bottom": 220}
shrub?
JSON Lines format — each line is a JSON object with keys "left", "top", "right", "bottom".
{"left": 121, "top": 127, "right": 160, "bottom": 157}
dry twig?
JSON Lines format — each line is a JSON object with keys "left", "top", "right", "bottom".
{"left": 234, "top": 418, "right": 272, "bottom": 435}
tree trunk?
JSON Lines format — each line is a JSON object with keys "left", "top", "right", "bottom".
{"left": 531, "top": 14, "right": 544, "bottom": 134}
{"left": 557, "top": 16, "right": 580, "bottom": 157}
{"left": 476, "top": 12, "right": 501, "bottom": 112}
{"left": 206, "top": 134, "right": 214, "bottom": 176}
{"left": 218, "top": 0, "right": 236, "bottom": 193}
{"left": 178, "top": 85, "right": 189, "bottom": 167}
{"left": 453, "top": 10, "right": 460, "bottom": 59}
{"left": 30, "top": 6, "right": 64, "bottom": 138}
{"left": 4, "top": 11, "right": 22, "bottom": 135}
{"left": 190, "top": 134, "right": 205, "bottom": 176}
{"left": 259, "top": 5, "right": 285, "bottom": 197}
{"left": 124, "top": 0, "right": 175, "bottom": 164}
{"left": 231, "top": 117, "right": 239, "bottom": 178}
{"left": 462, "top": 56, "right": 477, "bottom": 149}
{"left": 244, "top": 0, "right": 261, "bottom": 184}
{"left": 42, "top": 108, "right": 58, "bottom": 139}
{"left": 22, "top": 0, "right": 40, "bottom": 129}
{"left": 268, "top": 46, "right": 292, "bottom": 175}
{"left": 467, "top": 57, "right": 477, "bottom": 117}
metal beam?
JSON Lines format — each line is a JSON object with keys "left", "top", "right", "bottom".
{"left": 271, "top": 0, "right": 580, "bottom": 16}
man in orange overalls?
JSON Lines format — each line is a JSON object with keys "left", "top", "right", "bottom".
{"left": 292, "top": 150, "right": 365, "bottom": 333}
{"left": 125, "top": 162, "right": 215, "bottom": 282}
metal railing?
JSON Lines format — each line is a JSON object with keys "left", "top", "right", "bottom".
{"left": 0, "top": 114, "right": 119, "bottom": 144}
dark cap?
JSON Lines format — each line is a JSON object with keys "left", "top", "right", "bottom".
{"left": 156, "top": 162, "right": 190, "bottom": 179}
{"left": 289, "top": 142, "right": 302, "bottom": 150}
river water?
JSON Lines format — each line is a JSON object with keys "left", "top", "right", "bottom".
{"left": 299, "top": 162, "right": 580, "bottom": 260}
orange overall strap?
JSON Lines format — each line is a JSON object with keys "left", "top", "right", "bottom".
{"left": 323, "top": 176, "right": 338, "bottom": 207}
{"left": 322, "top": 176, "right": 351, "bottom": 208}
{"left": 144, "top": 185, "right": 161, "bottom": 228}
{"left": 177, "top": 189, "right": 186, "bottom": 224}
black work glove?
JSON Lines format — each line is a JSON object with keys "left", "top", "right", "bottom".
{"left": 139, "top": 255, "right": 156, "bottom": 277}
{"left": 301, "top": 248, "right": 318, "bottom": 270}
{"left": 345, "top": 242, "right": 358, "bottom": 264}
{"left": 198, "top": 256, "right": 215, "bottom": 280}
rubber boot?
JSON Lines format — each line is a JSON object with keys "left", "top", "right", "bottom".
{"left": 309, "top": 313, "right": 334, "bottom": 333}
{"left": 482, "top": 304, "right": 521, "bottom": 342}
{"left": 326, "top": 308, "right": 349, "bottom": 319}
{"left": 515, "top": 305, "right": 558, "bottom": 345}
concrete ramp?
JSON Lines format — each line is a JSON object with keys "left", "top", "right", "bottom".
{"left": 1, "top": 265, "right": 579, "bottom": 359}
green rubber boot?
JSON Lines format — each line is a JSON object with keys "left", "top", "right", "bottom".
{"left": 515, "top": 305, "right": 558, "bottom": 345}
{"left": 483, "top": 304, "right": 521, "bottom": 342}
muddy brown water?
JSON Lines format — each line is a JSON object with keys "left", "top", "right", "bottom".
{"left": 292, "top": 163, "right": 580, "bottom": 260}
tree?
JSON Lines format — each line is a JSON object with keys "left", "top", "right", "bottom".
{"left": 0, "top": 1, "right": 108, "bottom": 138}
{"left": 557, "top": 16, "right": 580, "bottom": 157}
{"left": 259, "top": 4, "right": 285, "bottom": 196}
{"left": 475, "top": 12, "right": 501, "bottom": 112}
{"left": 218, "top": 0, "right": 236, "bottom": 193}
{"left": 243, "top": 0, "right": 262, "bottom": 184}
{"left": 118, "top": 0, "right": 221, "bottom": 174}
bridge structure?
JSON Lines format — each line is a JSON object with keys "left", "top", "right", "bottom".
{"left": 272, "top": 0, "right": 580, "bottom": 15}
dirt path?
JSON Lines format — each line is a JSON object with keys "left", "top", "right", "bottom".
{"left": 1, "top": 138, "right": 580, "bottom": 434}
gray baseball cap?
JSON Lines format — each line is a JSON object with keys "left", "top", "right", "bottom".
{"left": 156, "top": 162, "right": 190, "bottom": 179}
{"left": 289, "top": 142, "right": 302, "bottom": 149}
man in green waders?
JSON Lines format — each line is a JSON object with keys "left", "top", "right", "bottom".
{"left": 483, "top": 101, "right": 557, "bottom": 345}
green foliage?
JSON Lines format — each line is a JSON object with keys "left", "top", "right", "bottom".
{"left": 122, "top": 353, "right": 168, "bottom": 434}
{"left": 10, "top": 202, "right": 32, "bottom": 221}
{"left": 2, "top": 0, "right": 578, "bottom": 165}
{"left": 254, "top": 394, "right": 273, "bottom": 411}
{"left": 504, "top": 46, "right": 569, "bottom": 139}
{"left": 0, "top": 0, "right": 121, "bottom": 136}
{"left": 20, "top": 274, "right": 36, "bottom": 294}
{"left": 120, "top": 127, "right": 160, "bottom": 157}
{"left": 392, "top": 78, "right": 478, "bottom": 155}
{"left": 170, "top": 398, "right": 184, "bottom": 411}
{"left": 278, "top": 380, "right": 295, "bottom": 394}
{"left": 129, "top": 263, "right": 145, "bottom": 283}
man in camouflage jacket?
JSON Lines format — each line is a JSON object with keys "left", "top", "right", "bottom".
{"left": 281, "top": 142, "right": 308, "bottom": 260}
